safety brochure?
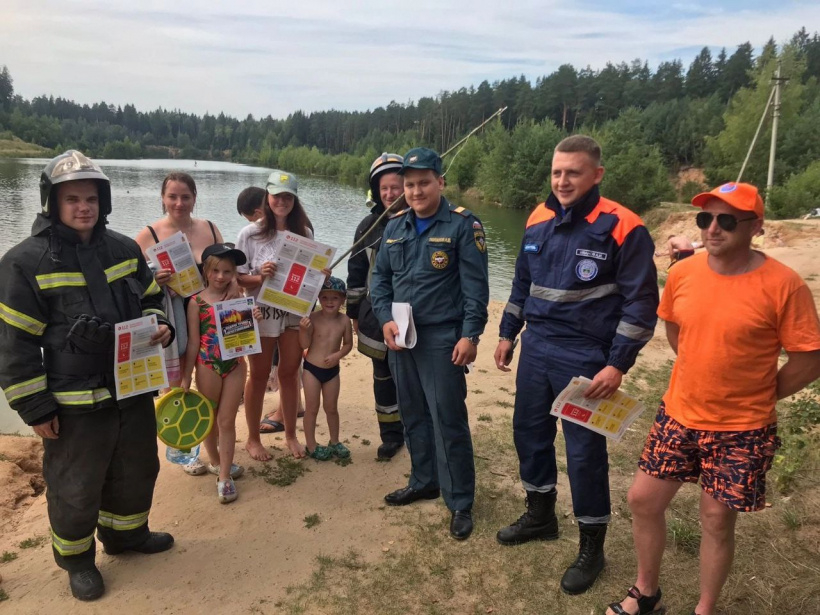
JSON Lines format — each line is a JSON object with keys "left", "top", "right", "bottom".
{"left": 550, "top": 376, "right": 645, "bottom": 442}
{"left": 257, "top": 231, "right": 337, "bottom": 317}
{"left": 145, "top": 231, "right": 205, "bottom": 298}
{"left": 391, "top": 302, "right": 417, "bottom": 349}
{"left": 214, "top": 297, "right": 262, "bottom": 359}
{"left": 114, "top": 315, "right": 168, "bottom": 400}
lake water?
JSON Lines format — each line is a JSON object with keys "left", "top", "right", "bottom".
{"left": 0, "top": 157, "right": 530, "bottom": 433}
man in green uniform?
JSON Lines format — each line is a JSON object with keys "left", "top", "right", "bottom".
{"left": 0, "top": 151, "right": 175, "bottom": 601}
{"left": 370, "top": 147, "right": 489, "bottom": 540}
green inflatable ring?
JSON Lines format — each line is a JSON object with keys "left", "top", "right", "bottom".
{"left": 155, "top": 388, "right": 214, "bottom": 451}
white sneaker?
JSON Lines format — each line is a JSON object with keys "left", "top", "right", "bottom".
{"left": 182, "top": 457, "right": 207, "bottom": 476}
{"left": 208, "top": 463, "right": 245, "bottom": 479}
{"left": 217, "top": 478, "right": 238, "bottom": 504}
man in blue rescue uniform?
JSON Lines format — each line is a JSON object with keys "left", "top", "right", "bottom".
{"left": 494, "top": 136, "right": 658, "bottom": 594}
{"left": 0, "top": 151, "right": 175, "bottom": 601}
{"left": 370, "top": 147, "right": 489, "bottom": 540}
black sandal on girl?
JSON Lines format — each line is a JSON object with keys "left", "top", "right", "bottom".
{"left": 606, "top": 585, "right": 665, "bottom": 615}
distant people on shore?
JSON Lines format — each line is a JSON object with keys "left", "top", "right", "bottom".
{"left": 236, "top": 170, "right": 314, "bottom": 461}
{"left": 606, "top": 182, "right": 820, "bottom": 615}
{"left": 655, "top": 234, "right": 702, "bottom": 268}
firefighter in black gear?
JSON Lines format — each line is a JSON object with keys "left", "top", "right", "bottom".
{"left": 346, "top": 153, "right": 406, "bottom": 459}
{"left": 0, "top": 151, "right": 175, "bottom": 601}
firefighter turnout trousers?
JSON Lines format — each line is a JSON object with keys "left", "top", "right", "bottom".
{"left": 44, "top": 395, "right": 160, "bottom": 571}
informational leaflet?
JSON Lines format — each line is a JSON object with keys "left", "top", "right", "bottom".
{"left": 550, "top": 376, "right": 645, "bottom": 441}
{"left": 391, "top": 302, "right": 417, "bottom": 349}
{"left": 257, "top": 231, "right": 337, "bottom": 317}
{"left": 145, "top": 231, "right": 205, "bottom": 297}
{"left": 115, "top": 315, "right": 168, "bottom": 400}
{"left": 214, "top": 297, "right": 262, "bottom": 359}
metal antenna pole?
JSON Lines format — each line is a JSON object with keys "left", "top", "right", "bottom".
{"left": 736, "top": 86, "right": 775, "bottom": 183}
{"left": 766, "top": 61, "right": 785, "bottom": 205}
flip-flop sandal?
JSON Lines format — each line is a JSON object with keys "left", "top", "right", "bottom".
{"left": 259, "top": 418, "right": 284, "bottom": 434}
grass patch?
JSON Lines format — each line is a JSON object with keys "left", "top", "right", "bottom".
{"left": 1, "top": 551, "right": 17, "bottom": 563}
{"left": 0, "top": 453, "right": 7, "bottom": 462}
{"left": 471, "top": 389, "right": 484, "bottom": 395}
{"left": 276, "top": 369, "right": 820, "bottom": 614}
{"left": 18, "top": 536, "right": 47, "bottom": 550}
{"left": 334, "top": 457, "right": 353, "bottom": 467}
{"left": 477, "top": 414, "right": 492, "bottom": 422}
{"left": 668, "top": 516, "right": 701, "bottom": 555}
{"left": 304, "top": 514, "right": 321, "bottom": 529}
{"left": 361, "top": 439, "right": 371, "bottom": 446}
{"left": 496, "top": 400, "right": 513, "bottom": 409}
{"left": 804, "top": 273, "right": 817, "bottom": 281}
{"left": 0, "top": 588, "right": 7, "bottom": 601}
{"left": 498, "top": 386, "right": 511, "bottom": 394}
{"left": 249, "top": 457, "right": 310, "bottom": 487}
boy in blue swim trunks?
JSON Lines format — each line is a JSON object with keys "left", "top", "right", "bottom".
{"left": 298, "top": 277, "right": 354, "bottom": 460}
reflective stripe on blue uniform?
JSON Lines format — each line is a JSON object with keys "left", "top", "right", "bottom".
{"left": 499, "top": 186, "right": 658, "bottom": 523}
{"left": 371, "top": 196, "right": 489, "bottom": 511}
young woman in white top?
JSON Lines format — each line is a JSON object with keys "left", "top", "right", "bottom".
{"left": 236, "top": 170, "right": 314, "bottom": 460}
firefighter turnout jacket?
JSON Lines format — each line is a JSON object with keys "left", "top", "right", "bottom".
{"left": 499, "top": 186, "right": 658, "bottom": 373}
{"left": 0, "top": 214, "right": 166, "bottom": 425}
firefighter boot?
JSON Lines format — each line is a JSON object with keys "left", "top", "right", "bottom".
{"left": 560, "top": 523, "right": 607, "bottom": 595}
{"left": 104, "top": 531, "right": 174, "bottom": 555}
{"left": 496, "top": 490, "right": 559, "bottom": 545}
{"left": 69, "top": 566, "right": 105, "bottom": 601}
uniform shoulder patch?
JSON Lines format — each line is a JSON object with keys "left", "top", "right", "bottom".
{"left": 450, "top": 205, "right": 472, "bottom": 217}
{"left": 390, "top": 208, "right": 411, "bottom": 219}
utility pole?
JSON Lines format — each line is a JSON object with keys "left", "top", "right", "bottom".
{"left": 766, "top": 61, "right": 787, "bottom": 206}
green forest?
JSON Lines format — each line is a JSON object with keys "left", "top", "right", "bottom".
{"left": 2, "top": 27, "right": 819, "bottom": 217}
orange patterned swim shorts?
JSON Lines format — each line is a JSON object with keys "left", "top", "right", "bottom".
{"left": 638, "top": 403, "right": 781, "bottom": 512}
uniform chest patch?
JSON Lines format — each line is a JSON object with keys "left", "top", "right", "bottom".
{"left": 431, "top": 250, "right": 450, "bottom": 269}
{"left": 575, "top": 258, "right": 598, "bottom": 282}
{"left": 575, "top": 249, "right": 607, "bottom": 261}
{"left": 523, "top": 243, "right": 539, "bottom": 253}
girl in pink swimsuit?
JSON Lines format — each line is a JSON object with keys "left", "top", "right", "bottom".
{"left": 182, "top": 244, "right": 249, "bottom": 504}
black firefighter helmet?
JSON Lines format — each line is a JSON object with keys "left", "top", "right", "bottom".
{"left": 368, "top": 152, "right": 403, "bottom": 208}
{"left": 39, "top": 150, "right": 112, "bottom": 218}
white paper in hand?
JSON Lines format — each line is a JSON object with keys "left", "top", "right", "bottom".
{"left": 391, "top": 302, "right": 417, "bottom": 349}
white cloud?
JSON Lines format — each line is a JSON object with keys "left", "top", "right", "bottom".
{"left": 1, "top": 0, "right": 817, "bottom": 118}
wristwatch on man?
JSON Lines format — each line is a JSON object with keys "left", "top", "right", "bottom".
{"left": 467, "top": 335, "right": 481, "bottom": 345}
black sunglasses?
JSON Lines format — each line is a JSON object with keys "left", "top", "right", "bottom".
{"left": 695, "top": 212, "right": 758, "bottom": 232}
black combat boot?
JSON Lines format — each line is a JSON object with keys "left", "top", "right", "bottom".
{"left": 496, "top": 490, "right": 559, "bottom": 545}
{"left": 69, "top": 566, "right": 105, "bottom": 601}
{"left": 103, "top": 531, "right": 174, "bottom": 555}
{"left": 560, "top": 523, "right": 607, "bottom": 595}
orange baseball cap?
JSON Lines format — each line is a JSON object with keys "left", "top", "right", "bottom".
{"left": 691, "top": 182, "right": 764, "bottom": 218}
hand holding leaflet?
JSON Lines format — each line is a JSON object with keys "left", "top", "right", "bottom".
{"left": 391, "top": 302, "right": 417, "bottom": 349}
{"left": 550, "top": 376, "right": 645, "bottom": 441}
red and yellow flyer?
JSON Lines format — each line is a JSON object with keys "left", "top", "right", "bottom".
{"left": 114, "top": 315, "right": 168, "bottom": 400}
{"left": 550, "top": 376, "right": 645, "bottom": 441}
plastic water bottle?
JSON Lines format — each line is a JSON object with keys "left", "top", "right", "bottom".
{"left": 165, "top": 444, "right": 200, "bottom": 466}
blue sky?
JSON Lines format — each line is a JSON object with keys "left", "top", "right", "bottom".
{"left": 2, "top": 0, "right": 817, "bottom": 119}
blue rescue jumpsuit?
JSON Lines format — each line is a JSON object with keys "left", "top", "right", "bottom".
{"left": 499, "top": 187, "right": 658, "bottom": 524}
{"left": 371, "top": 197, "right": 489, "bottom": 511}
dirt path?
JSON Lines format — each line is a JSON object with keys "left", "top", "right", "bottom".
{"left": 1, "top": 218, "right": 818, "bottom": 613}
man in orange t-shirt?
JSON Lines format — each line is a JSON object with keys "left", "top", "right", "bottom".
{"left": 605, "top": 182, "right": 820, "bottom": 615}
